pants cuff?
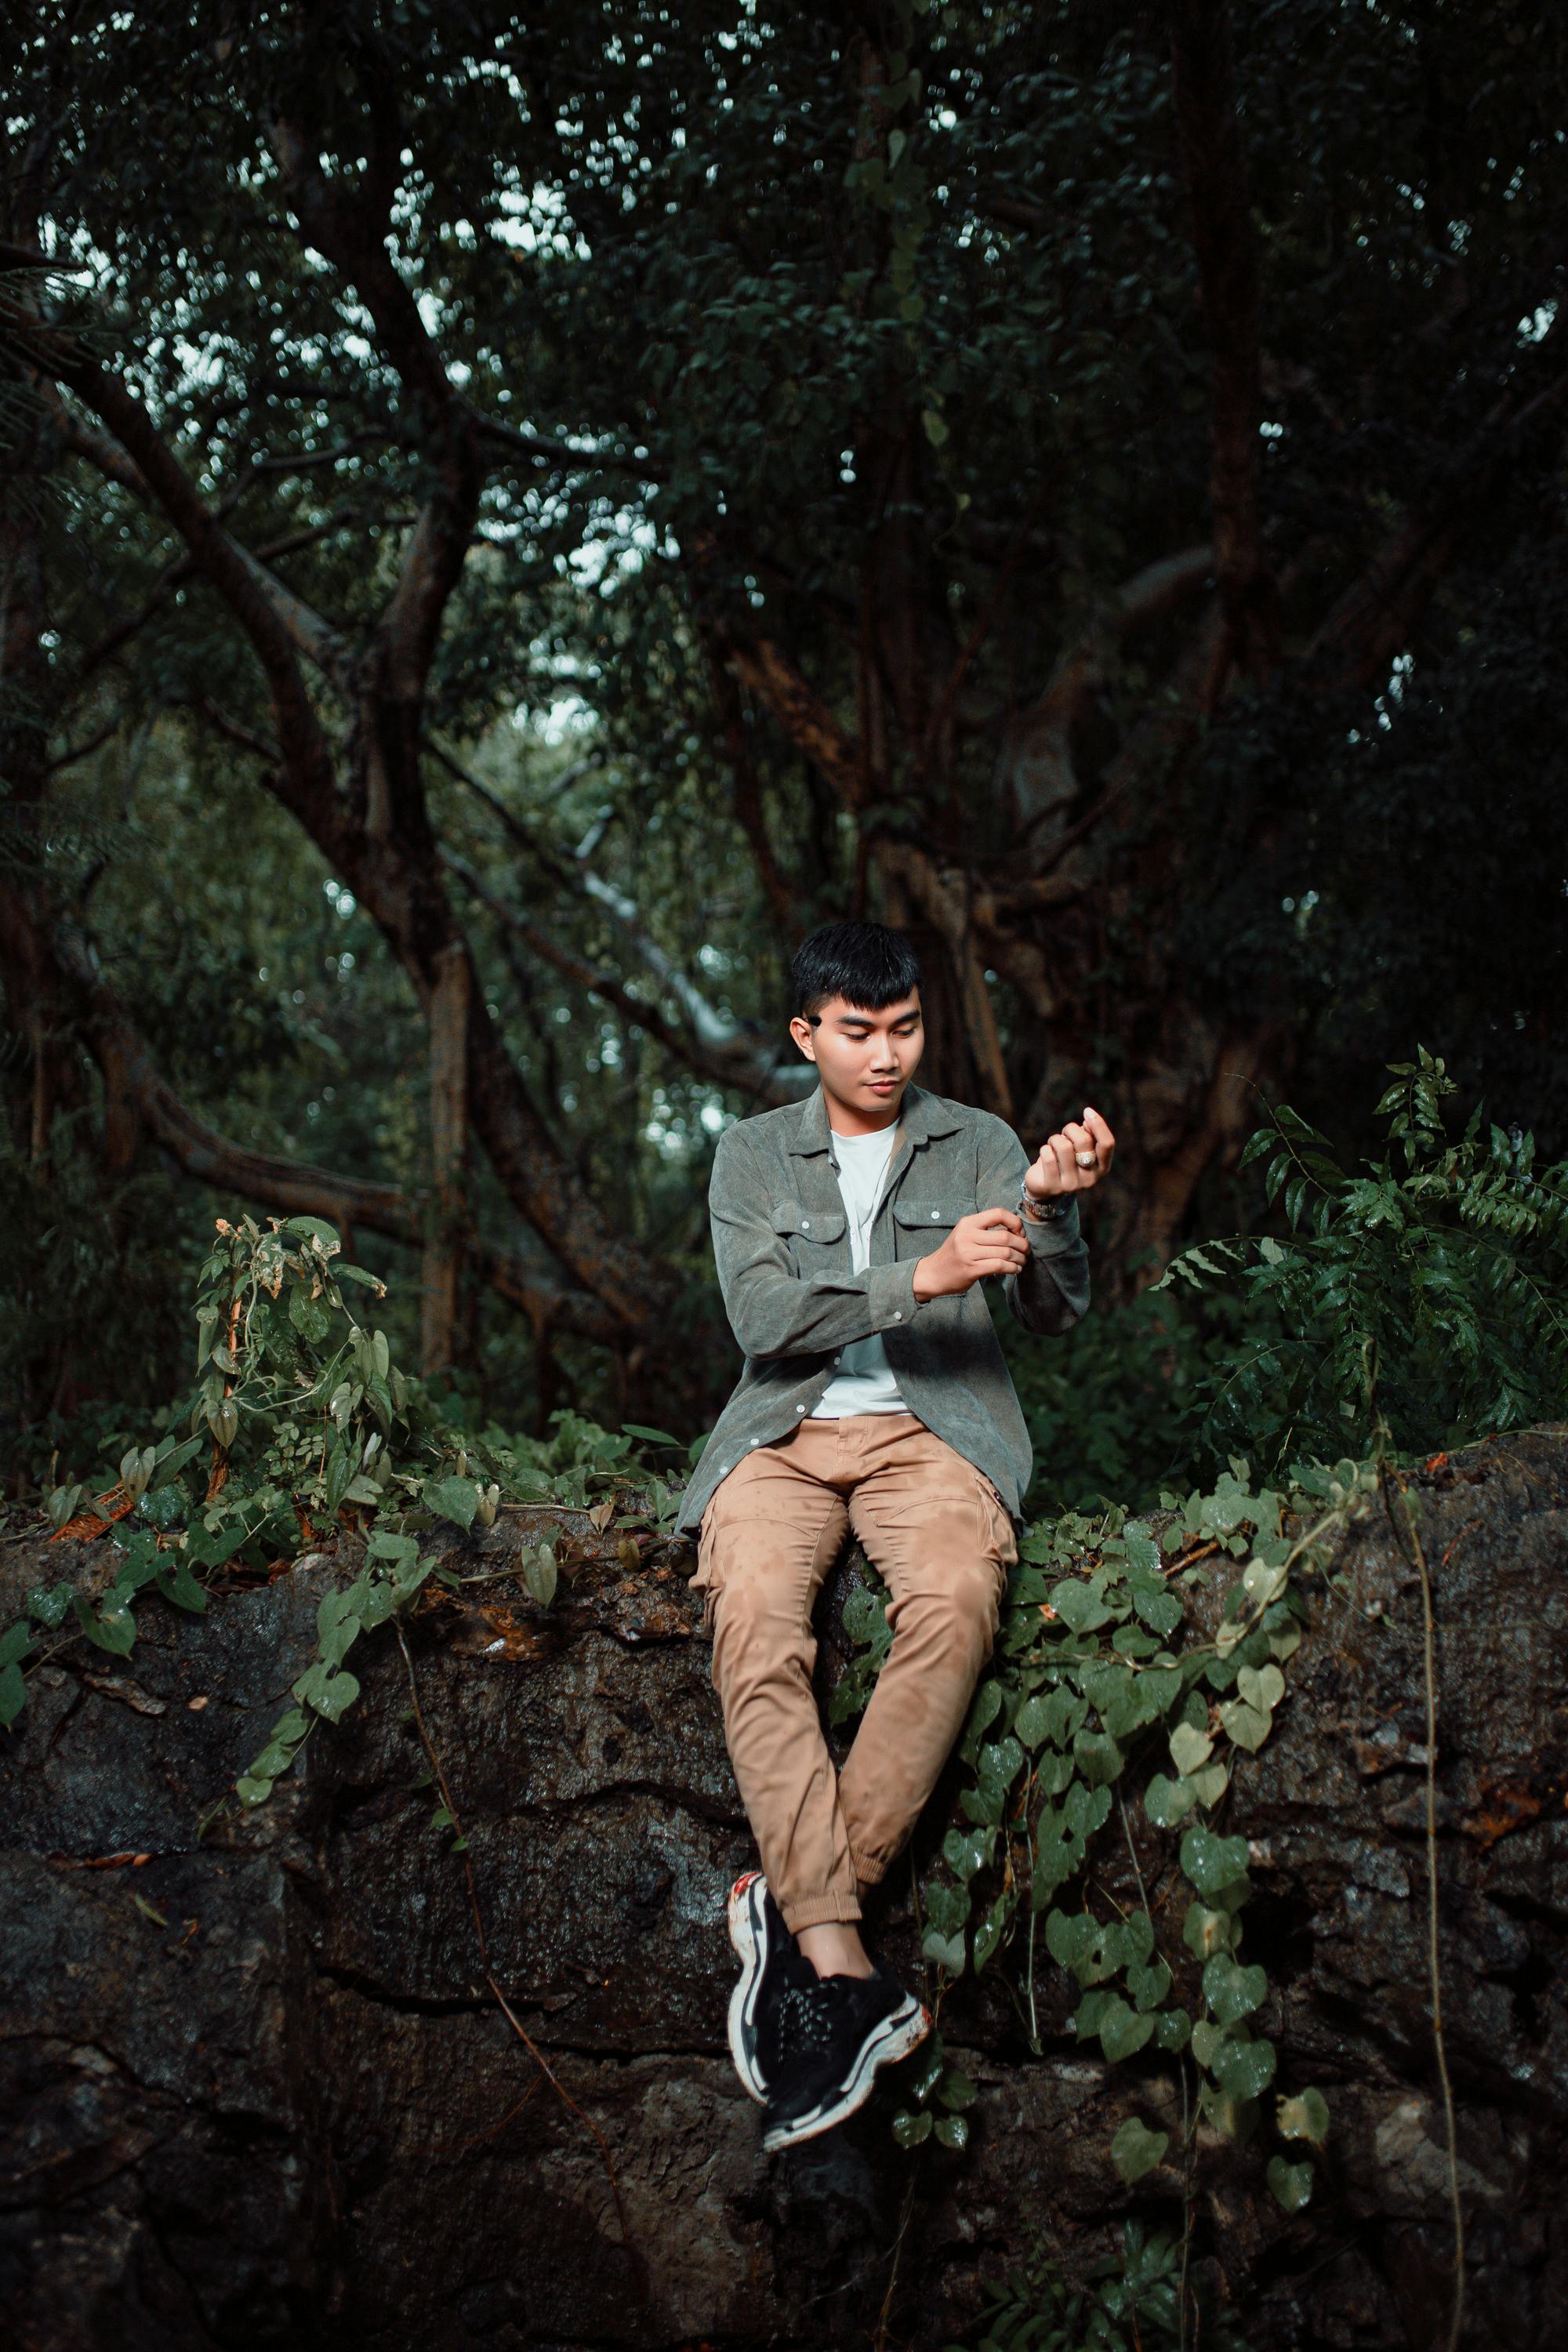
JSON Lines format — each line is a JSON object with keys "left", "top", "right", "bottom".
{"left": 782, "top": 1890, "right": 863, "bottom": 1931}
{"left": 850, "top": 1842, "right": 889, "bottom": 1887}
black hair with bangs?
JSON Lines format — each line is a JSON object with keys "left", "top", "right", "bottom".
{"left": 790, "top": 921, "right": 923, "bottom": 1025}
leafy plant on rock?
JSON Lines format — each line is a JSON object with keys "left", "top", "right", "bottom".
{"left": 1, "top": 1213, "right": 699, "bottom": 1817}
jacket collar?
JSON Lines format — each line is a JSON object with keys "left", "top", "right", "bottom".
{"left": 786, "top": 1078, "right": 964, "bottom": 1158}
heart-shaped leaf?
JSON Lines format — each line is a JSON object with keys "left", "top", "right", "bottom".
{"left": 1277, "top": 2087, "right": 1331, "bottom": 2145}
{"left": 921, "top": 1926, "right": 966, "bottom": 1975}
{"left": 1099, "top": 1998, "right": 1155, "bottom": 2062}
{"left": 923, "top": 1878, "right": 971, "bottom": 1939}
{"left": 1182, "top": 1900, "right": 1238, "bottom": 1960}
{"left": 1241, "top": 1558, "right": 1289, "bottom": 1607}
{"left": 1169, "top": 1720, "right": 1214, "bottom": 1775}
{"left": 318, "top": 1615, "right": 361, "bottom": 1671}
{"left": 1237, "top": 1662, "right": 1285, "bottom": 1715}
{"left": 1045, "top": 1908, "right": 1098, "bottom": 1973}
{"left": 1180, "top": 1827, "right": 1250, "bottom": 1897}
{"left": 1063, "top": 1780, "right": 1111, "bottom": 1839}
{"left": 943, "top": 1826, "right": 993, "bottom": 1882}
{"left": 1203, "top": 1955, "right": 1268, "bottom": 2027}
{"left": 1214, "top": 2034, "right": 1277, "bottom": 2101}
{"left": 1267, "top": 2154, "right": 1315, "bottom": 2213}
{"left": 977, "top": 1735, "right": 1025, "bottom": 1797}
{"left": 1031, "top": 1827, "right": 1085, "bottom": 1909}
{"left": 1144, "top": 1773, "right": 1196, "bottom": 1828}
{"left": 423, "top": 1475, "right": 479, "bottom": 1533}
{"left": 1073, "top": 1729, "right": 1123, "bottom": 1787}
{"left": 78, "top": 1599, "right": 136, "bottom": 1657}
{"left": 1187, "top": 1761, "right": 1230, "bottom": 1807}
{"left": 1122, "top": 1525, "right": 1161, "bottom": 1577}
{"left": 1133, "top": 1587, "right": 1184, "bottom": 1636}
{"left": 1218, "top": 1697, "right": 1272, "bottom": 1751}
{"left": 1191, "top": 2019, "right": 1222, "bottom": 2069}
{"left": 311, "top": 1669, "right": 361, "bottom": 1725}
{"left": 1110, "top": 2116, "right": 1168, "bottom": 2184}
{"left": 1129, "top": 1958, "right": 1172, "bottom": 2013}
{"left": 1014, "top": 1693, "right": 1053, "bottom": 1749}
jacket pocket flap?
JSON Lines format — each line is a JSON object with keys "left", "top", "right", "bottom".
{"left": 892, "top": 1199, "right": 961, "bottom": 1229}
{"left": 770, "top": 1201, "right": 845, "bottom": 1241}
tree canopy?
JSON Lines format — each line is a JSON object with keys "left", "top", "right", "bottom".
{"left": 2, "top": 0, "right": 1564, "bottom": 1465}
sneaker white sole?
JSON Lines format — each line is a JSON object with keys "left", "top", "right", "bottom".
{"left": 761, "top": 1994, "right": 931, "bottom": 2152}
{"left": 726, "top": 1871, "right": 770, "bottom": 2104}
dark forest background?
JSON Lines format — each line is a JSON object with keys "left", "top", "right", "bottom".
{"left": 3, "top": 0, "right": 1565, "bottom": 1501}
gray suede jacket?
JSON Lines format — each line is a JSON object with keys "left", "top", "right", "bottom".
{"left": 673, "top": 1078, "right": 1091, "bottom": 1539}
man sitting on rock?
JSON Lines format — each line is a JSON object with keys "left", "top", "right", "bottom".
{"left": 674, "top": 919, "right": 1113, "bottom": 2151}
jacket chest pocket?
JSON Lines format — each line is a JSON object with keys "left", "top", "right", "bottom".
{"left": 891, "top": 1198, "right": 964, "bottom": 1259}
{"left": 771, "top": 1200, "right": 847, "bottom": 1257}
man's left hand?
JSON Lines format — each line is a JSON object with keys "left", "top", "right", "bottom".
{"left": 1024, "top": 1104, "right": 1116, "bottom": 1201}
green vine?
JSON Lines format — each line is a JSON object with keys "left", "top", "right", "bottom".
{"left": 842, "top": 1448, "right": 1365, "bottom": 2228}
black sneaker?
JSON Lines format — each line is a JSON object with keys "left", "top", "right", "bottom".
{"left": 760, "top": 1959, "right": 931, "bottom": 2153}
{"left": 726, "top": 1871, "right": 797, "bottom": 2103}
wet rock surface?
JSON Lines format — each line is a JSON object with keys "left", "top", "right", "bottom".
{"left": 2, "top": 1431, "right": 1566, "bottom": 2349}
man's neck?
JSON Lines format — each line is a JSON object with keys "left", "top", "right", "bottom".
{"left": 824, "top": 1080, "right": 904, "bottom": 1138}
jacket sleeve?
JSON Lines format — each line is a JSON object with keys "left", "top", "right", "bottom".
{"left": 708, "top": 1127, "right": 922, "bottom": 1359}
{"left": 975, "top": 1112, "right": 1091, "bottom": 1338}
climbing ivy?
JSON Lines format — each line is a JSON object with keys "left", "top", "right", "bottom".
{"left": 855, "top": 1446, "right": 1361, "bottom": 2217}
{"left": 848, "top": 1047, "right": 1557, "bottom": 2337}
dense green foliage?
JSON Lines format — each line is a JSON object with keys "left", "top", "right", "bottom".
{"left": 5, "top": 1, "right": 1566, "bottom": 1479}
{"left": 949, "top": 2220, "right": 1250, "bottom": 2352}
{"left": 1159, "top": 1050, "right": 1568, "bottom": 1472}
{"left": 1, "top": 1210, "right": 697, "bottom": 1741}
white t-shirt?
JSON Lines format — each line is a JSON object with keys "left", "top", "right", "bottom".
{"left": 809, "top": 1123, "right": 909, "bottom": 1419}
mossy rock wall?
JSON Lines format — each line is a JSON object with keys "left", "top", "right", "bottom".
{"left": 2, "top": 1431, "right": 1566, "bottom": 2349}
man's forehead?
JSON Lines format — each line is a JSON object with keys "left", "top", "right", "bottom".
{"left": 818, "top": 993, "right": 922, "bottom": 1023}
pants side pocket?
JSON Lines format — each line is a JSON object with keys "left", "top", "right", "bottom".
{"left": 690, "top": 1503, "right": 726, "bottom": 1642}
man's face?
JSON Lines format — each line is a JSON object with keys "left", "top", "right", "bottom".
{"left": 788, "top": 989, "right": 925, "bottom": 1116}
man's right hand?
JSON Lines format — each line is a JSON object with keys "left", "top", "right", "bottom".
{"left": 910, "top": 1207, "right": 1031, "bottom": 1301}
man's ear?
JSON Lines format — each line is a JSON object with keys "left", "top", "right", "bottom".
{"left": 788, "top": 1014, "right": 817, "bottom": 1062}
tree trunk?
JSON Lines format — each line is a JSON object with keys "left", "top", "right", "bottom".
{"left": 419, "top": 940, "right": 470, "bottom": 1380}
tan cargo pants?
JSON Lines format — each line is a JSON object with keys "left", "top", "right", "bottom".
{"left": 692, "top": 1411, "right": 1018, "bottom": 1931}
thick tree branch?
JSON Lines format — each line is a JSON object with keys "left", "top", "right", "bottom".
{"left": 1000, "top": 544, "right": 1214, "bottom": 846}
{"left": 267, "top": 118, "right": 456, "bottom": 426}
{"left": 27, "top": 346, "right": 350, "bottom": 815}
{"left": 702, "top": 639, "right": 798, "bottom": 934}
{"left": 441, "top": 848, "right": 796, "bottom": 1107}
{"left": 0, "top": 888, "right": 619, "bottom": 1341}
{"left": 430, "top": 737, "right": 782, "bottom": 1077}
{"left": 1305, "top": 361, "right": 1568, "bottom": 690}
{"left": 724, "top": 633, "right": 869, "bottom": 811}
{"left": 1169, "top": 0, "right": 1278, "bottom": 680}
{"left": 720, "top": 628, "right": 1018, "bottom": 1102}
{"left": 38, "top": 377, "right": 351, "bottom": 695}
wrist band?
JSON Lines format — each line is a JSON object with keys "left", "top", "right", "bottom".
{"left": 1020, "top": 1190, "right": 1071, "bottom": 1224}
